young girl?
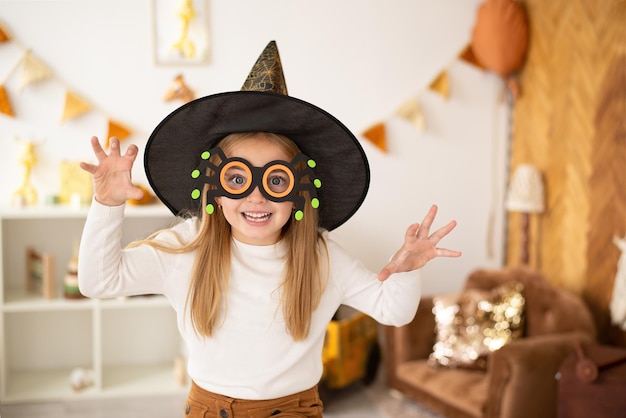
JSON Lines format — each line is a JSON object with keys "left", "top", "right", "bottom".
{"left": 78, "top": 42, "right": 460, "bottom": 418}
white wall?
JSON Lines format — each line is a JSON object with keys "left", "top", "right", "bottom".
{"left": 0, "top": 0, "right": 508, "bottom": 295}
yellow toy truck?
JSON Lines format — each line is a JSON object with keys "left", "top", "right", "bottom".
{"left": 320, "top": 305, "right": 381, "bottom": 390}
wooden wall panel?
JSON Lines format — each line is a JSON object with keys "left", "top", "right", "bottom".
{"left": 507, "top": 0, "right": 626, "bottom": 345}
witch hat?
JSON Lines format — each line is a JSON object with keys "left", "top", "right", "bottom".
{"left": 145, "top": 41, "right": 369, "bottom": 231}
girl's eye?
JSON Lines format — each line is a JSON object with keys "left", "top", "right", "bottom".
{"left": 266, "top": 172, "right": 290, "bottom": 193}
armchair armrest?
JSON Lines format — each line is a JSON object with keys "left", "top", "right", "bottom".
{"left": 384, "top": 296, "right": 436, "bottom": 386}
{"left": 485, "top": 331, "right": 595, "bottom": 418}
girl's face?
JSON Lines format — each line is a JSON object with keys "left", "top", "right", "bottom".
{"left": 216, "top": 136, "right": 294, "bottom": 246}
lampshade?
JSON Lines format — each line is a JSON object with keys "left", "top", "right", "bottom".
{"left": 505, "top": 164, "right": 545, "bottom": 213}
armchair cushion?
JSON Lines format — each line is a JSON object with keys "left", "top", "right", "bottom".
{"left": 429, "top": 282, "right": 525, "bottom": 370}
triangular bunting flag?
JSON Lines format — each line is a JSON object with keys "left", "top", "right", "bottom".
{"left": 61, "top": 90, "right": 92, "bottom": 122}
{"left": 19, "top": 51, "right": 53, "bottom": 90}
{"left": 106, "top": 119, "right": 132, "bottom": 147}
{"left": 428, "top": 70, "right": 450, "bottom": 100}
{"left": 0, "top": 23, "right": 10, "bottom": 43}
{"left": 459, "top": 44, "right": 485, "bottom": 70}
{"left": 0, "top": 85, "right": 14, "bottom": 117}
{"left": 395, "top": 98, "right": 425, "bottom": 133}
{"left": 362, "top": 122, "right": 387, "bottom": 153}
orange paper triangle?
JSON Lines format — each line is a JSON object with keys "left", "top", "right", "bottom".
{"left": 106, "top": 119, "right": 132, "bottom": 147}
{"left": 428, "top": 70, "right": 450, "bottom": 100}
{"left": 0, "top": 23, "right": 10, "bottom": 43}
{"left": 459, "top": 44, "right": 485, "bottom": 70}
{"left": 362, "top": 122, "right": 387, "bottom": 153}
{"left": 0, "top": 85, "right": 14, "bottom": 117}
{"left": 19, "top": 51, "right": 53, "bottom": 90}
{"left": 61, "top": 90, "right": 92, "bottom": 122}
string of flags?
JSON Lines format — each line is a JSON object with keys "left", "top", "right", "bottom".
{"left": 0, "top": 22, "right": 133, "bottom": 145}
{"left": 360, "top": 44, "right": 486, "bottom": 153}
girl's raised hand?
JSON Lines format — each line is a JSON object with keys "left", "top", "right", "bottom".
{"left": 378, "top": 205, "right": 461, "bottom": 281}
{"left": 79, "top": 136, "right": 144, "bottom": 206}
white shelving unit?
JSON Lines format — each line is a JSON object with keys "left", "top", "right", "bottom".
{"left": 0, "top": 203, "right": 189, "bottom": 403}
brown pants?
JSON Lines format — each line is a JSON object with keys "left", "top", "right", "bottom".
{"left": 184, "top": 381, "right": 324, "bottom": 418}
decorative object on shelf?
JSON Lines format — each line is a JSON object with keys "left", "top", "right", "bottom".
{"left": 505, "top": 164, "right": 545, "bottom": 265}
{"left": 0, "top": 21, "right": 134, "bottom": 140}
{"left": 163, "top": 74, "right": 196, "bottom": 104}
{"left": 610, "top": 235, "right": 626, "bottom": 330}
{"left": 69, "top": 367, "right": 95, "bottom": 392}
{"left": 152, "top": 0, "right": 210, "bottom": 66}
{"left": 12, "top": 138, "right": 39, "bottom": 206}
{"left": 127, "top": 184, "right": 156, "bottom": 206}
{"left": 26, "top": 247, "right": 56, "bottom": 299}
{"left": 59, "top": 161, "right": 93, "bottom": 207}
{"left": 64, "top": 242, "right": 84, "bottom": 299}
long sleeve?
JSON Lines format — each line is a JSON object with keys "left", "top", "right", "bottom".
{"left": 77, "top": 199, "right": 180, "bottom": 299}
{"left": 326, "top": 238, "right": 422, "bottom": 327}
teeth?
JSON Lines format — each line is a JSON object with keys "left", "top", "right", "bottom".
{"left": 243, "top": 212, "right": 271, "bottom": 222}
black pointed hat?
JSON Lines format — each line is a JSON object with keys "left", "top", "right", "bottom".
{"left": 145, "top": 41, "right": 369, "bottom": 231}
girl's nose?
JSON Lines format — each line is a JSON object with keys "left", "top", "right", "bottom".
{"left": 246, "top": 186, "right": 266, "bottom": 203}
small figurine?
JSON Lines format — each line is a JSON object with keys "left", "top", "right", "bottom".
{"left": 69, "top": 367, "right": 95, "bottom": 392}
{"left": 12, "top": 138, "right": 38, "bottom": 206}
{"left": 170, "top": 0, "right": 197, "bottom": 59}
{"left": 163, "top": 74, "right": 196, "bottom": 104}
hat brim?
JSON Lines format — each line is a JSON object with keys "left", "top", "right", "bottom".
{"left": 145, "top": 91, "right": 370, "bottom": 231}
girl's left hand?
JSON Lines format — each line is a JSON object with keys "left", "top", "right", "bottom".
{"left": 378, "top": 205, "right": 461, "bottom": 281}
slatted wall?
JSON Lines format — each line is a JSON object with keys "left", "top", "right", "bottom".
{"left": 506, "top": 0, "right": 626, "bottom": 345}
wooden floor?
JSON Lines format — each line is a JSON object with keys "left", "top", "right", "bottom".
{"left": 0, "top": 370, "right": 445, "bottom": 418}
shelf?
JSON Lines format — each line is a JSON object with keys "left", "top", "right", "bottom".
{"left": 100, "top": 295, "right": 172, "bottom": 310}
{"left": 3, "top": 289, "right": 94, "bottom": 313}
{"left": 2, "top": 365, "right": 188, "bottom": 404}
{"left": 101, "top": 364, "right": 189, "bottom": 397}
{"left": 4, "top": 368, "right": 100, "bottom": 403}
{"left": 0, "top": 203, "right": 174, "bottom": 219}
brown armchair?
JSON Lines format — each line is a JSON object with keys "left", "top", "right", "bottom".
{"left": 384, "top": 266, "right": 597, "bottom": 418}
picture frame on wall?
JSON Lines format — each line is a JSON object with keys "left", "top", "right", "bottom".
{"left": 152, "top": 0, "right": 210, "bottom": 66}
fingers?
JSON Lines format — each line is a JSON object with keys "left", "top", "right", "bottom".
{"left": 416, "top": 205, "right": 438, "bottom": 238}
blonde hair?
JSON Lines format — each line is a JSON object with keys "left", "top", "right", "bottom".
{"left": 130, "top": 132, "right": 327, "bottom": 340}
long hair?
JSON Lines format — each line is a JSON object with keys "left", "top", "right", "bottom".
{"left": 129, "top": 132, "right": 327, "bottom": 340}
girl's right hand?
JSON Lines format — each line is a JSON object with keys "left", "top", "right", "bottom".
{"left": 79, "top": 136, "right": 144, "bottom": 206}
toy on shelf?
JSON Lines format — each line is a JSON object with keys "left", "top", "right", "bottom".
{"left": 64, "top": 242, "right": 84, "bottom": 299}
{"left": 69, "top": 367, "right": 94, "bottom": 392}
{"left": 171, "top": 0, "right": 197, "bottom": 58}
{"left": 26, "top": 247, "right": 56, "bottom": 299}
{"left": 12, "top": 139, "right": 38, "bottom": 206}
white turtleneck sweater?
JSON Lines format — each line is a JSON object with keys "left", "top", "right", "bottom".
{"left": 78, "top": 200, "right": 421, "bottom": 399}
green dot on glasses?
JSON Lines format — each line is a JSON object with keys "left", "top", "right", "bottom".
{"left": 314, "top": 179, "right": 321, "bottom": 188}
{"left": 294, "top": 210, "right": 304, "bottom": 221}
{"left": 191, "top": 189, "right": 200, "bottom": 200}
{"left": 191, "top": 169, "right": 200, "bottom": 179}
{"left": 206, "top": 204, "right": 215, "bottom": 215}
{"left": 307, "top": 159, "right": 316, "bottom": 168}
{"left": 201, "top": 151, "right": 211, "bottom": 160}
{"left": 311, "top": 198, "right": 319, "bottom": 209}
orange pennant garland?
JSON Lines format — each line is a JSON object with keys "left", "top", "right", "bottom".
{"left": 362, "top": 122, "right": 387, "bottom": 153}
{"left": 106, "top": 119, "right": 132, "bottom": 147}
{"left": 0, "top": 24, "right": 10, "bottom": 43}
{"left": 428, "top": 70, "right": 450, "bottom": 100}
{"left": 61, "top": 90, "right": 92, "bottom": 122}
{"left": 0, "top": 85, "right": 14, "bottom": 117}
{"left": 458, "top": 44, "right": 485, "bottom": 70}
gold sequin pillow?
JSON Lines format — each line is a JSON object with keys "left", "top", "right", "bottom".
{"left": 428, "top": 282, "right": 525, "bottom": 370}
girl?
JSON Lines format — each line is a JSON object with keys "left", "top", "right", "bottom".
{"left": 78, "top": 42, "right": 460, "bottom": 418}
